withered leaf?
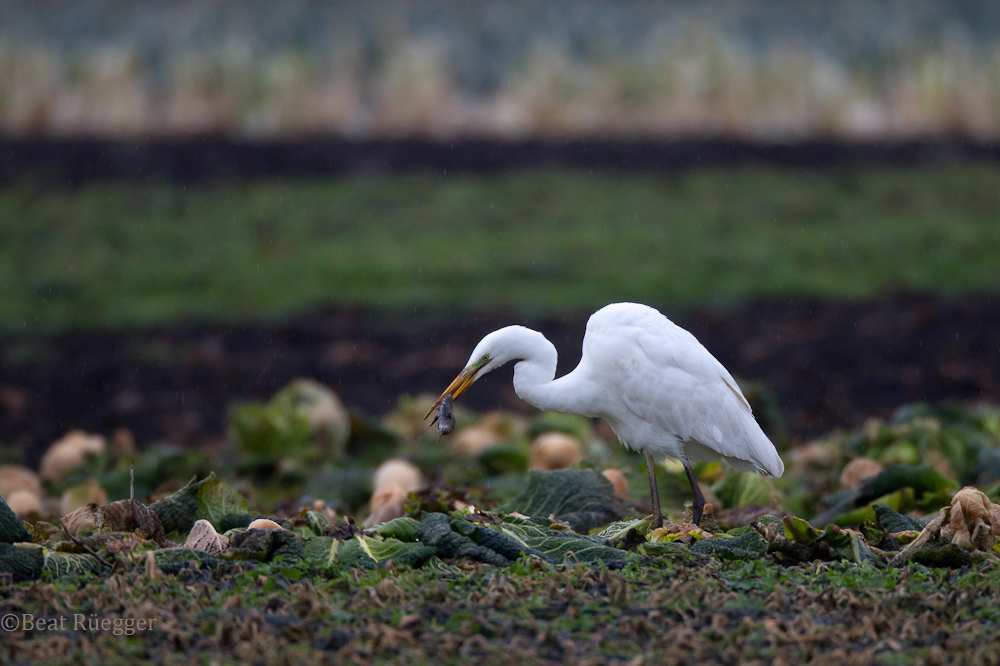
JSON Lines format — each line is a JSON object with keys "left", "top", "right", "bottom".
{"left": 62, "top": 499, "right": 166, "bottom": 545}
{"left": 183, "top": 519, "right": 231, "bottom": 555}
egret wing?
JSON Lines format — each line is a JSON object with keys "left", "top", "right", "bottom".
{"left": 582, "top": 303, "right": 782, "bottom": 477}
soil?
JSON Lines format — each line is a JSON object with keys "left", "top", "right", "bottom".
{"left": 2, "top": 137, "right": 998, "bottom": 185}
{"left": 2, "top": 294, "right": 998, "bottom": 467}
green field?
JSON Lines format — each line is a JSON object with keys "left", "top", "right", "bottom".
{"left": 1, "top": 165, "right": 998, "bottom": 333}
{"left": 8, "top": 552, "right": 999, "bottom": 665}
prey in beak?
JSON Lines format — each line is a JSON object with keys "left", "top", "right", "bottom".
{"left": 423, "top": 357, "right": 488, "bottom": 420}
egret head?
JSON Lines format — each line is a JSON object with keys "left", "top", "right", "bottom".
{"left": 424, "top": 326, "right": 537, "bottom": 418}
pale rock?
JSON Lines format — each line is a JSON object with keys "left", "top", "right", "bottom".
{"left": 7, "top": 490, "right": 42, "bottom": 517}
{"left": 529, "top": 432, "right": 583, "bottom": 471}
{"left": 184, "top": 519, "right": 231, "bottom": 554}
{"left": 363, "top": 483, "right": 408, "bottom": 528}
{"left": 601, "top": 468, "right": 629, "bottom": 498}
{"left": 838, "top": 457, "right": 884, "bottom": 490}
{"left": 40, "top": 430, "right": 106, "bottom": 482}
{"left": 450, "top": 412, "right": 524, "bottom": 456}
{"left": 789, "top": 440, "right": 840, "bottom": 473}
{"left": 452, "top": 425, "right": 500, "bottom": 456}
{"left": 372, "top": 458, "right": 423, "bottom": 494}
{"left": 0, "top": 465, "right": 42, "bottom": 498}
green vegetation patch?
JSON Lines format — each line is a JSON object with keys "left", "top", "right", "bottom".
{"left": 5, "top": 545, "right": 1000, "bottom": 665}
{"left": 5, "top": 390, "right": 1000, "bottom": 663}
{"left": 1, "top": 166, "right": 999, "bottom": 332}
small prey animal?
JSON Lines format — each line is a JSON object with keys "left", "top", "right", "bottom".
{"left": 430, "top": 395, "right": 456, "bottom": 442}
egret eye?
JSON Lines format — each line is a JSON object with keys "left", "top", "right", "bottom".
{"left": 481, "top": 354, "right": 489, "bottom": 362}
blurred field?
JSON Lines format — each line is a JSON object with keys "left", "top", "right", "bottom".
{"left": 0, "top": 165, "right": 998, "bottom": 333}
{"left": 6, "top": 4, "right": 1000, "bottom": 663}
{"left": 3, "top": 0, "right": 1000, "bottom": 140}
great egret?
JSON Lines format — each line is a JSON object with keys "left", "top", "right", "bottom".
{"left": 425, "top": 302, "right": 783, "bottom": 527}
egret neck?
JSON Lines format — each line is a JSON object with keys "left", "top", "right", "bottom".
{"left": 507, "top": 328, "right": 598, "bottom": 417}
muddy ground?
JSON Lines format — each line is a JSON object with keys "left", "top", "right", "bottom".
{"left": 2, "top": 294, "right": 998, "bottom": 467}
{"left": 3, "top": 137, "right": 998, "bottom": 185}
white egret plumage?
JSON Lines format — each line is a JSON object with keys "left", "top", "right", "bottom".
{"left": 425, "top": 302, "right": 784, "bottom": 527}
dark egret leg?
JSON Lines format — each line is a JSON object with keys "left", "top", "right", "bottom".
{"left": 645, "top": 453, "right": 663, "bottom": 529}
{"left": 683, "top": 460, "right": 705, "bottom": 526}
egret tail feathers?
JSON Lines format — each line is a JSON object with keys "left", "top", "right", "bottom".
{"left": 684, "top": 422, "right": 784, "bottom": 479}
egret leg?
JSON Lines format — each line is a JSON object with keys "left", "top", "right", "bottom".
{"left": 683, "top": 461, "right": 705, "bottom": 526}
{"left": 645, "top": 453, "right": 663, "bottom": 529}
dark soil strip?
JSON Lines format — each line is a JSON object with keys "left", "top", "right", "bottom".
{"left": 2, "top": 295, "right": 998, "bottom": 465}
{"left": 3, "top": 137, "right": 999, "bottom": 185}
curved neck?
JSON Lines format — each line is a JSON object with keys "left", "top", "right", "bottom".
{"left": 509, "top": 330, "right": 592, "bottom": 415}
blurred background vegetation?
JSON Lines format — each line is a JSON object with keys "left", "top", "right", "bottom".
{"left": 4, "top": 0, "right": 1000, "bottom": 140}
{"left": 1, "top": 0, "right": 1000, "bottom": 529}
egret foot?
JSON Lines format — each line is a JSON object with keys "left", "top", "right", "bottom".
{"left": 683, "top": 461, "right": 705, "bottom": 526}
{"left": 645, "top": 453, "right": 663, "bottom": 529}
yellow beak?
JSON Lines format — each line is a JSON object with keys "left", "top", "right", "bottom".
{"left": 423, "top": 364, "right": 483, "bottom": 419}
